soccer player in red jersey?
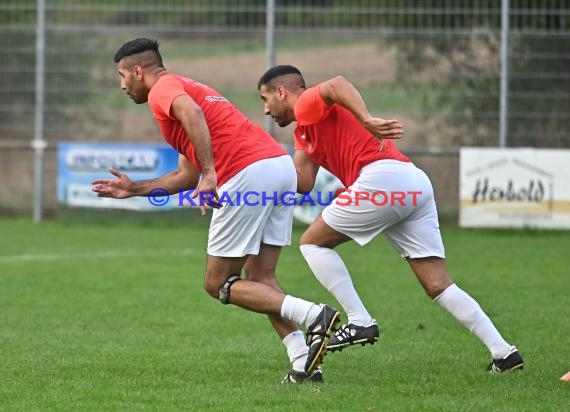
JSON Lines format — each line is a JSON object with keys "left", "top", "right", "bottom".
{"left": 258, "top": 65, "right": 523, "bottom": 373}
{"left": 92, "top": 39, "right": 340, "bottom": 382}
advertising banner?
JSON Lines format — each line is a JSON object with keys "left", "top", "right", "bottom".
{"left": 459, "top": 148, "right": 570, "bottom": 229}
{"left": 58, "top": 142, "right": 179, "bottom": 210}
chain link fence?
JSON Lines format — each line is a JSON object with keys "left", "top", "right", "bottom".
{"left": 1, "top": 0, "right": 568, "bottom": 216}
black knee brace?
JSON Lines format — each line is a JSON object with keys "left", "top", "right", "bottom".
{"left": 218, "top": 275, "right": 241, "bottom": 304}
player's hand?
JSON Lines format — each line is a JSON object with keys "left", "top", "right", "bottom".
{"left": 363, "top": 118, "right": 404, "bottom": 140}
{"left": 91, "top": 167, "right": 134, "bottom": 199}
{"left": 192, "top": 171, "right": 221, "bottom": 216}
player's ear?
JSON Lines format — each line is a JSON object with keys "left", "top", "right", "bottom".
{"left": 133, "top": 65, "right": 144, "bottom": 80}
{"left": 276, "top": 85, "right": 287, "bottom": 100}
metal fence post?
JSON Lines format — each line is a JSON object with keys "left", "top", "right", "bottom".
{"left": 499, "top": 0, "right": 510, "bottom": 148}
{"left": 33, "top": 0, "right": 47, "bottom": 222}
{"left": 265, "top": 0, "right": 276, "bottom": 137}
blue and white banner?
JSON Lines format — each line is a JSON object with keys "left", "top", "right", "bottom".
{"left": 58, "top": 142, "right": 179, "bottom": 210}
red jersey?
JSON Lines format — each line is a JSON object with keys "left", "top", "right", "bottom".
{"left": 148, "top": 73, "right": 286, "bottom": 186}
{"left": 294, "top": 85, "right": 410, "bottom": 187}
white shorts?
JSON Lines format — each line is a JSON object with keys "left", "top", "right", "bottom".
{"left": 321, "top": 160, "right": 445, "bottom": 258}
{"left": 207, "top": 155, "right": 296, "bottom": 257}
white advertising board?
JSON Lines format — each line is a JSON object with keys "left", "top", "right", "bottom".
{"left": 459, "top": 148, "right": 570, "bottom": 229}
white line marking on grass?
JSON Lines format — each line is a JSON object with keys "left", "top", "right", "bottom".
{"left": 0, "top": 248, "right": 201, "bottom": 263}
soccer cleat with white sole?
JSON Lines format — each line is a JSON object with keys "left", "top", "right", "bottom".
{"left": 487, "top": 347, "right": 524, "bottom": 373}
{"left": 281, "top": 368, "right": 323, "bottom": 384}
{"left": 304, "top": 304, "right": 341, "bottom": 375}
{"left": 327, "top": 320, "right": 380, "bottom": 352}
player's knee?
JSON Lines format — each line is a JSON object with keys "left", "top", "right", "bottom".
{"left": 203, "top": 275, "right": 233, "bottom": 299}
{"left": 203, "top": 278, "right": 219, "bottom": 298}
{"left": 206, "top": 274, "right": 241, "bottom": 304}
{"left": 424, "top": 278, "right": 453, "bottom": 299}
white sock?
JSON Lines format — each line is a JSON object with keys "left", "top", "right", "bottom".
{"left": 280, "top": 295, "right": 321, "bottom": 328}
{"left": 300, "top": 244, "right": 373, "bottom": 326}
{"left": 435, "top": 283, "right": 512, "bottom": 359}
{"left": 282, "top": 330, "right": 308, "bottom": 372}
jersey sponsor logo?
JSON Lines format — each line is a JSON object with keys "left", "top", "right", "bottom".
{"left": 205, "top": 96, "right": 229, "bottom": 103}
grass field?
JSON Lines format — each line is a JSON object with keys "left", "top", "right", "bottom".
{"left": 0, "top": 217, "right": 568, "bottom": 411}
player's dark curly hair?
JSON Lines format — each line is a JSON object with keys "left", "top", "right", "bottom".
{"left": 113, "top": 38, "right": 163, "bottom": 67}
{"left": 257, "top": 65, "right": 305, "bottom": 91}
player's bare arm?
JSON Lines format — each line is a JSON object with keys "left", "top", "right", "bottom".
{"left": 319, "top": 76, "right": 404, "bottom": 140}
{"left": 91, "top": 154, "right": 200, "bottom": 199}
{"left": 294, "top": 149, "right": 320, "bottom": 193}
{"left": 171, "top": 94, "right": 221, "bottom": 207}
